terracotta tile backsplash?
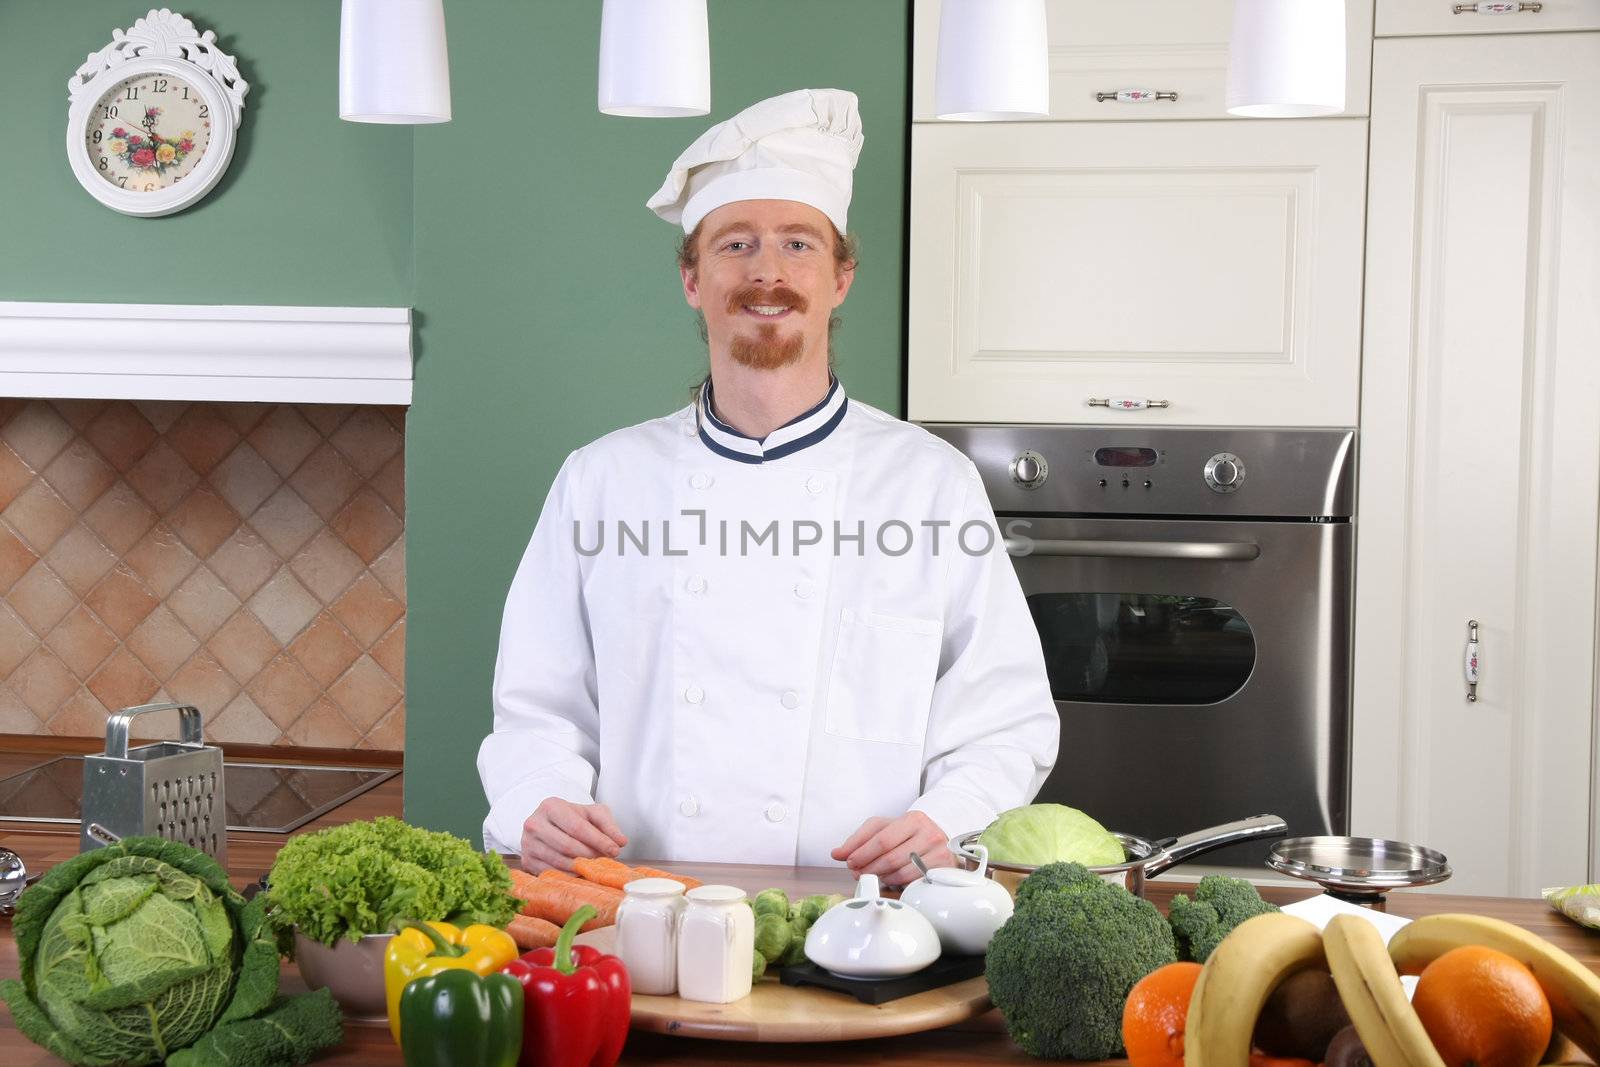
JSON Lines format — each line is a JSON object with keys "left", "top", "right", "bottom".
{"left": 0, "top": 399, "right": 404, "bottom": 749}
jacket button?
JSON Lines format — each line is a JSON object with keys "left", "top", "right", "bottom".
{"left": 804, "top": 475, "right": 824, "bottom": 495}
{"left": 679, "top": 797, "right": 699, "bottom": 817}
{"left": 780, "top": 690, "right": 800, "bottom": 709}
{"left": 684, "top": 685, "right": 705, "bottom": 705}
{"left": 686, "top": 574, "right": 707, "bottom": 594}
{"left": 689, "top": 472, "right": 713, "bottom": 490}
{"left": 765, "top": 803, "right": 786, "bottom": 823}
{"left": 793, "top": 579, "right": 815, "bottom": 599}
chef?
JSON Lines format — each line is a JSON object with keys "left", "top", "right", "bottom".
{"left": 478, "top": 88, "right": 1058, "bottom": 888}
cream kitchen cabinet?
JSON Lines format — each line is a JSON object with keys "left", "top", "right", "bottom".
{"left": 907, "top": 119, "right": 1367, "bottom": 426}
{"left": 1377, "top": 0, "right": 1600, "bottom": 37}
{"left": 1351, "top": 32, "right": 1600, "bottom": 896}
{"left": 912, "top": 0, "right": 1372, "bottom": 122}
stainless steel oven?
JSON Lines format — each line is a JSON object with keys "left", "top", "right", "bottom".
{"left": 925, "top": 425, "right": 1355, "bottom": 866}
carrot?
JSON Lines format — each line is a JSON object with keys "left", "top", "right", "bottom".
{"left": 631, "top": 865, "right": 703, "bottom": 890}
{"left": 507, "top": 915, "right": 561, "bottom": 951}
{"left": 511, "top": 868, "right": 621, "bottom": 927}
{"left": 571, "top": 857, "right": 645, "bottom": 891}
{"left": 539, "top": 869, "right": 579, "bottom": 881}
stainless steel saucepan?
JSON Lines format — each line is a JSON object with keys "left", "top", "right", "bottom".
{"left": 950, "top": 814, "right": 1288, "bottom": 899}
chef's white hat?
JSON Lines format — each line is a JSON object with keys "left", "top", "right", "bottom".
{"left": 646, "top": 88, "right": 863, "bottom": 235}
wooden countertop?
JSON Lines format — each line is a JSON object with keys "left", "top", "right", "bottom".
{"left": 3, "top": 760, "right": 1597, "bottom": 1064}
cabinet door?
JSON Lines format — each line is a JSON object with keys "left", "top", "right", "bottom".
{"left": 1352, "top": 33, "right": 1600, "bottom": 896}
{"left": 908, "top": 120, "right": 1367, "bottom": 426}
{"left": 912, "top": 0, "right": 1373, "bottom": 121}
{"left": 1377, "top": 0, "right": 1600, "bottom": 36}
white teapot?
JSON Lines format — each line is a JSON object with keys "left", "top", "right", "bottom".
{"left": 803, "top": 873, "right": 940, "bottom": 979}
{"left": 899, "top": 844, "right": 1015, "bottom": 955}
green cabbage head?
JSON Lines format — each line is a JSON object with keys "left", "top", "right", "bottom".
{"left": 979, "top": 803, "right": 1126, "bottom": 867}
{"left": 0, "top": 836, "right": 340, "bottom": 1066}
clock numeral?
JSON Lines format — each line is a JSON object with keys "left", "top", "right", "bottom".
{"left": 92, "top": 130, "right": 102, "bottom": 144}
{"left": 116, "top": 176, "right": 127, "bottom": 187}
{"left": 125, "top": 86, "right": 140, "bottom": 100}
{"left": 198, "top": 104, "right": 209, "bottom": 118}
{"left": 152, "top": 78, "right": 168, "bottom": 93}
{"left": 100, "top": 105, "right": 119, "bottom": 119}
{"left": 98, "top": 156, "right": 108, "bottom": 171}
{"left": 143, "top": 183, "right": 155, "bottom": 192}
{"left": 181, "top": 86, "right": 190, "bottom": 100}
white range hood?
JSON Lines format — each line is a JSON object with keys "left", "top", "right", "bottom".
{"left": 0, "top": 301, "right": 413, "bottom": 405}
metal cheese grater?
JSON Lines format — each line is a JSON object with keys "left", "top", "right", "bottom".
{"left": 80, "top": 702, "right": 227, "bottom": 865}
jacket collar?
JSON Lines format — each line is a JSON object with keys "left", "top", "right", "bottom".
{"left": 696, "top": 374, "right": 848, "bottom": 464}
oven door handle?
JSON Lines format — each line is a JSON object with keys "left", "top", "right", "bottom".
{"left": 1004, "top": 538, "right": 1262, "bottom": 561}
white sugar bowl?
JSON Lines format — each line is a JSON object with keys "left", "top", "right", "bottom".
{"left": 899, "top": 844, "right": 1015, "bottom": 955}
{"left": 803, "top": 873, "right": 940, "bottom": 979}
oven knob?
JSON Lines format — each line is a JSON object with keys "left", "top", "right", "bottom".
{"left": 1204, "top": 452, "right": 1245, "bottom": 493}
{"left": 1010, "top": 450, "right": 1048, "bottom": 490}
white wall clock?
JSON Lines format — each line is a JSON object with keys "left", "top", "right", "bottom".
{"left": 66, "top": 8, "right": 249, "bottom": 218}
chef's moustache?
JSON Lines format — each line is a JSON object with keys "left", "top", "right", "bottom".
{"left": 727, "top": 285, "right": 808, "bottom": 316}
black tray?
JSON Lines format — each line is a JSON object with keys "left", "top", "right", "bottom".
{"left": 776, "top": 953, "right": 987, "bottom": 1005}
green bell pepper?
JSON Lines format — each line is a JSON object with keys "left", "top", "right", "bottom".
{"left": 397, "top": 966, "right": 523, "bottom": 1067}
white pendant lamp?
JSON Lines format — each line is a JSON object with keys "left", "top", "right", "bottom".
{"left": 935, "top": 0, "right": 1050, "bottom": 121}
{"left": 598, "top": 0, "right": 710, "bottom": 117}
{"left": 340, "top": 0, "right": 452, "bottom": 123}
{"left": 1226, "top": 0, "right": 1346, "bottom": 117}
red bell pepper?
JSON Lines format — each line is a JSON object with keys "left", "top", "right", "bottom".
{"left": 502, "top": 904, "right": 630, "bottom": 1067}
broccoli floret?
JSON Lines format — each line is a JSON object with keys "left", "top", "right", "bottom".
{"left": 986, "top": 862, "right": 1176, "bottom": 1059}
{"left": 1167, "top": 875, "right": 1279, "bottom": 963}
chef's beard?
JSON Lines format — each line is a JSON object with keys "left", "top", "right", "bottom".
{"left": 727, "top": 285, "right": 808, "bottom": 370}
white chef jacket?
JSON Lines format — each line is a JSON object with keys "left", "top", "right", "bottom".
{"left": 478, "top": 378, "right": 1058, "bottom": 866}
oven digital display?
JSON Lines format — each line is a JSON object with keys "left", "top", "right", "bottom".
{"left": 1093, "top": 446, "right": 1159, "bottom": 468}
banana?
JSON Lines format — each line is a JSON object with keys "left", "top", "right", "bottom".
{"left": 1389, "top": 913, "right": 1600, "bottom": 1062}
{"left": 1186, "top": 912, "right": 1327, "bottom": 1067}
{"left": 1323, "top": 913, "right": 1447, "bottom": 1067}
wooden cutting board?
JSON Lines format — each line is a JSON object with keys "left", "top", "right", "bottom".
{"left": 573, "top": 926, "right": 992, "bottom": 1042}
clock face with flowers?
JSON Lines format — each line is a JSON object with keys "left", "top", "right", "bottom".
{"left": 66, "top": 10, "right": 249, "bottom": 218}
{"left": 84, "top": 74, "right": 213, "bottom": 195}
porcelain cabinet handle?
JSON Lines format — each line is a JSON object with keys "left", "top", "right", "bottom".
{"left": 1465, "top": 619, "right": 1480, "bottom": 703}
{"left": 1452, "top": 2, "right": 1541, "bottom": 12}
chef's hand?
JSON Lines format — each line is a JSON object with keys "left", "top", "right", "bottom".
{"left": 520, "top": 797, "right": 629, "bottom": 874}
{"left": 831, "top": 811, "right": 955, "bottom": 888}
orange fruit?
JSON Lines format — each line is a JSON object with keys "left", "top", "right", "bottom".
{"left": 1123, "top": 961, "right": 1203, "bottom": 1067}
{"left": 1411, "top": 945, "right": 1553, "bottom": 1067}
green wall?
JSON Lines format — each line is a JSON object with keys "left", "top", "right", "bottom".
{"left": 407, "top": 1, "right": 911, "bottom": 843}
{"left": 0, "top": 0, "right": 911, "bottom": 846}
{"left": 0, "top": 2, "right": 413, "bottom": 305}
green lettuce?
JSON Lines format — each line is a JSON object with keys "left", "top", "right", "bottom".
{"left": 979, "top": 803, "right": 1125, "bottom": 868}
{"left": 264, "top": 816, "right": 519, "bottom": 949}
{"left": 0, "top": 837, "right": 341, "bottom": 1067}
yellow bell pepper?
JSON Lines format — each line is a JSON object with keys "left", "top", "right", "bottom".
{"left": 384, "top": 920, "right": 519, "bottom": 1044}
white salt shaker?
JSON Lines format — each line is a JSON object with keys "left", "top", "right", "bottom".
{"left": 675, "top": 884, "right": 754, "bottom": 1004}
{"left": 614, "top": 877, "right": 688, "bottom": 995}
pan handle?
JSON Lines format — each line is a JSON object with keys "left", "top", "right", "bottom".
{"left": 1141, "top": 814, "right": 1288, "bottom": 879}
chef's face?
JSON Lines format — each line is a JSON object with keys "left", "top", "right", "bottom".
{"left": 681, "top": 200, "right": 855, "bottom": 370}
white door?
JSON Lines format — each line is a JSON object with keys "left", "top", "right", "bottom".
{"left": 1352, "top": 32, "right": 1600, "bottom": 896}
{"left": 908, "top": 119, "right": 1367, "bottom": 426}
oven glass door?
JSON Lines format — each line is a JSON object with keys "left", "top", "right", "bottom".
{"left": 1028, "top": 593, "right": 1255, "bottom": 705}
{"left": 1004, "top": 516, "right": 1351, "bottom": 864}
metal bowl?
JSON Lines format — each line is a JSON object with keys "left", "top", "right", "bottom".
{"left": 1266, "top": 835, "right": 1451, "bottom": 901}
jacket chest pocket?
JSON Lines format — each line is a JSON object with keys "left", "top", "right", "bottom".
{"left": 824, "top": 608, "right": 943, "bottom": 746}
